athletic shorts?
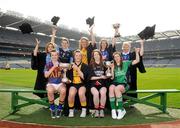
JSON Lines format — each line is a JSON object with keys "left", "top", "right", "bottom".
{"left": 111, "top": 82, "right": 130, "bottom": 92}
{"left": 70, "top": 83, "right": 85, "bottom": 90}
{"left": 46, "top": 83, "right": 64, "bottom": 92}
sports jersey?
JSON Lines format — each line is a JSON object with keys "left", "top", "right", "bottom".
{"left": 46, "top": 53, "right": 51, "bottom": 64}
{"left": 122, "top": 52, "right": 130, "bottom": 61}
{"left": 59, "top": 48, "right": 73, "bottom": 63}
{"left": 90, "top": 63, "right": 106, "bottom": 86}
{"left": 113, "top": 61, "right": 132, "bottom": 84}
{"left": 81, "top": 48, "right": 88, "bottom": 65}
{"left": 73, "top": 64, "right": 82, "bottom": 84}
{"left": 44, "top": 61, "right": 62, "bottom": 84}
{"left": 101, "top": 50, "right": 110, "bottom": 61}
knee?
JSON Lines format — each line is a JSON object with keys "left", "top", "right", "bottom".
{"left": 100, "top": 91, "right": 107, "bottom": 97}
{"left": 79, "top": 90, "right": 86, "bottom": 98}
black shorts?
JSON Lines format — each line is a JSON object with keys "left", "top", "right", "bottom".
{"left": 90, "top": 81, "right": 106, "bottom": 91}
{"left": 111, "top": 82, "right": 130, "bottom": 92}
{"left": 91, "top": 85, "right": 106, "bottom": 91}
{"left": 70, "top": 83, "right": 85, "bottom": 90}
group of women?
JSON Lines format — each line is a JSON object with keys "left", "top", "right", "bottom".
{"left": 31, "top": 25, "right": 146, "bottom": 119}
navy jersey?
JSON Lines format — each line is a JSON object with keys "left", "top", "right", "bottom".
{"left": 59, "top": 48, "right": 73, "bottom": 63}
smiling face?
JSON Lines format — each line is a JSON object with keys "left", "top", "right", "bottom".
{"left": 113, "top": 53, "right": 121, "bottom": 64}
{"left": 93, "top": 51, "right": 101, "bottom": 62}
{"left": 100, "top": 39, "right": 108, "bottom": 50}
{"left": 74, "top": 51, "right": 82, "bottom": 63}
{"left": 46, "top": 43, "right": 54, "bottom": 53}
{"left": 80, "top": 39, "right": 88, "bottom": 49}
{"left": 51, "top": 51, "right": 59, "bottom": 61}
{"left": 122, "top": 42, "right": 131, "bottom": 53}
{"left": 61, "top": 38, "right": 69, "bottom": 49}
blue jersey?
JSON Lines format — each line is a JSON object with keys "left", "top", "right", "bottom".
{"left": 44, "top": 61, "right": 63, "bottom": 84}
{"left": 101, "top": 50, "right": 109, "bottom": 61}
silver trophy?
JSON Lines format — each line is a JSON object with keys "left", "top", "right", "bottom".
{"left": 113, "top": 23, "right": 121, "bottom": 38}
{"left": 60, "top": 63, "right": 70, "bottom": 83}
{"left": 105, "top": 61, "right": 112, "bottom": 77}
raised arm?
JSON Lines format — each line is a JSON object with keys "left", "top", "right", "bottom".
{"left": 89, "top": 25, "right": 96, "bottom": 46}
{"left": 33, "top": 38, "right": 40, "bottom": 56}
{"left": 111, "top": 37, "right": 117, "bottom": 48}
{"left": 139, "top": 39, "right": 145, "bottom": 56}
{"left": 50, "top": 27, "right": 57, "bottom": 46}
{"left": 132, "top": 48, "right": 140, "bottom": 65}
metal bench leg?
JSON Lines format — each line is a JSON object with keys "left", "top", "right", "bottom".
{"left": 10, "top": 92, "right": 19, "bottom": 114}
{"left": 160, "top": 92, "right": 167, "bottom": 113}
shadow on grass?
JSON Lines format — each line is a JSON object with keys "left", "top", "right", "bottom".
{"left": 3, "top": 106, "right": 178, "bottom": 126}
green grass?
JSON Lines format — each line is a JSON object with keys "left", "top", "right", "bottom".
{"left": 0, "top": 68, "right": 180, "bottom": 126}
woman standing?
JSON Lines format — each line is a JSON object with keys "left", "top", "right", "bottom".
{"left": 31, "top": 28, "right": 57, "bottom": 98}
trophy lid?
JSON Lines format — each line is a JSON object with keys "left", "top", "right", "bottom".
{"left": 51, "top": 16, "right": 60, "bottom": 25}
{"left": 86, "top": 16, "right": 95, "bottom": 28}
{"left": 19, "top": 22, "right": 33, "bottom": 34}
{"left": 138, "top": 25, "right": 156, "bottom": 40}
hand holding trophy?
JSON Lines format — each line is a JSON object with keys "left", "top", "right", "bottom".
{"left": 113, "top": 23, "right": 121, "bottom": 38}
{"left": 60, "top": 63, "right": 71, "bottom": 83}
{"left": 105, "top": 61, "right": 112, "bottom": 77}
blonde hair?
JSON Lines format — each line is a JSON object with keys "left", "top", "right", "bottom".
{"left": 122, "top": 41, "right": 131, "bottom": 50}
{"left": 79, "top": 37, "right": 89, "bottom": 49}
{"left": 61, "top": 37, "right": 69, "bottom": 44}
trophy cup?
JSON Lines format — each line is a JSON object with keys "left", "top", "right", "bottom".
{"left": 113, "top": 23, "right": 121, "bottom": 38}
{"left": 60, "top": 63, "right": 70, "bottom": 83}
{"left": 105, "top": 61, "right": 112, "bottom": 77}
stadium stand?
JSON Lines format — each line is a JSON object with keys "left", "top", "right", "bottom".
{"left": 0, "top": 9, "right": 180, "bottom": 68}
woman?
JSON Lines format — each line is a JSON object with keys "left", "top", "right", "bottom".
{"left": 44, "top": 50, "right": 66, "bottom": 119}
{"left": 31, "top": 28, "right": 57, "bottom": 98}
{"left": 67, "top": 50, "right": 89, "bottom": 117}
{"left": 109, "top": 49, "right": 139, "bottom": 120}
{"left": 121, "top": 40, "right": 146, "bottom": 99}
{"left": 58, "top": 37, "right": 73, "bottom": 63}
{"left": 79, "top": 28, "right": 96, "bottom": 64}
{"left": 89, "top": 49, "right": 108, "bottom": 118}
{"left": 89, "top": 26, "right": 116, "bottom": 61}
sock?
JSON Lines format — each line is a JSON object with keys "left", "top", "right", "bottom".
{"left": 117, "top": 96, "right": 123, "bottom": 110}
{"left": 50, "top": 103, "right": 55, "bottom": 111}
{"left": 58, "top": 101, "right": 64, "bottom": 110}
{"left": 81, "top": 101, "right": 87, "bottom": 107}
{"left": 68, "top": 102, "right": 74, "bottom": 108}
{"left": 110, "top": 97, "right": 116, "bottom": 109}
{"left": 100, "top": 105, "right": 105, "bottom": 110}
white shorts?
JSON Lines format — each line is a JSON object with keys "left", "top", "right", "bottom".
{"left": 46, "top": 83, "right": 64, "bottom": 92}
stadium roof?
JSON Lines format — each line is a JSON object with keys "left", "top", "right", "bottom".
{"left": 0, "top": 9, "right": 180, "bottom": 43}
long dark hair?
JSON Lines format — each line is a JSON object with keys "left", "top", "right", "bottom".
{"left": 99, "top": 38, "right": 108, "bottom": 51}
{"left": 90, "top": 49, "right": 104, "bottom": 68}
{"left": 113, "top": 51, "right": 123, "bottom": 69}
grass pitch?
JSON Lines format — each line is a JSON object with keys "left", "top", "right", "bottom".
{"left": 0, "top": 68, "right": 180, "bottom": 126}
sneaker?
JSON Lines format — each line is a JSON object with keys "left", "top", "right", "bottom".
{"left": 56, "top": 109, "right": 62, "bottom": 118}
{"left": 99, "top": 109, "right": 104, "bottom": 118}
{"left": 117, "top": 109, "right": 126, "bottom": 120}
{"left": 111, "top": 109, "right": 117, "bottom": 119}
{"left": 94, "top": 110, "right": 99, "bottom": 118}
{"left": 68, "top": 109, "right": 74, "bottom": 118}
{"left": 80, "top": 108, "right": 86, "bottom": 118}
{"left": 51, "top": 110, "right": 56, "bottom": 119}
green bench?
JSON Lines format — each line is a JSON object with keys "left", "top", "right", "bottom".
{"left": 0, "top": 89, "right": 179, "bottom": 114}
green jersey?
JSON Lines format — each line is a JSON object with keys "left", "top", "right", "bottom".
{"left": 113, "top": 61, "right": 132, "bottom": 84}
